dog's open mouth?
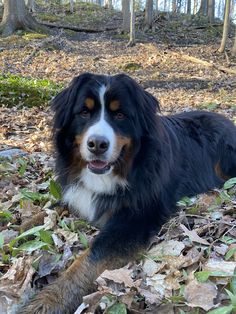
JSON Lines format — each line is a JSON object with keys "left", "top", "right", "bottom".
{"left": 88, "top": 160, "right": 111, "bottom": 174}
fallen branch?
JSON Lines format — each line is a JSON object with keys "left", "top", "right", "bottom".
{"left": 192, "top": 23, "right": 223, "bottom": 29}
{"left": 41, "top": 22, "right": 117, "bottom": 33}
{"left": 172, "top": 52, "right": 236, "bottom": 75}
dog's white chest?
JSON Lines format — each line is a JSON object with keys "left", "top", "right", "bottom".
{"left": 63, "top": 185, "right": 95, "bottom": 221}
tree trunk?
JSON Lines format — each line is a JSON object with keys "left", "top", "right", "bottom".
{"left": 145, "top": 0, "right": 153, "bottom": 28}
{"left": 0, "top": 0, "right": 46, "bottom": 36}
{"left": 156, "top": 0, "right": 158, "bottom": 12}
{"left": 128, "top": 0, "right": 135, "bottom": 46}
{"left": 172, "top": 0, "right": 177, "bottom": 12}
{"left": 207, "top": 0, "right": 215, "bottom": 22}
{"left": 104, "top": 0, "right": 113, "bottom": 8}
{"left": 198, "top": 0, "right": 208, "bottom": 15}
{"left": 187, "top": 0, "right": 191, "bottom": 14}
{"left": 218, "top": 0, "right": 231, "bottom": 52}
{"left": 193, "top": 0, "right": 198, "bottom": 13}
{"left": 164, "top": 0, "right": 167, "bottom": 11}
{"left": 69, "top": 0, "right": 74, "bottom": 13}
{"left": 122, "top": 0, "right": 130, "bottom": 33}
{"left": 232, "top": 26, "right": 236, "bottom": 56}
{"left": 28, "top": 0, "right": 35, "bottom": 12}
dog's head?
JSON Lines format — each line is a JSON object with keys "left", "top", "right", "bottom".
{"left": 52, "top": 73, "right": 160, "bottom": 193}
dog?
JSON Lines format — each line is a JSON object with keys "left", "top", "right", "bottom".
{"left": 21, "top": 73, "right": 236, "bottom": 313}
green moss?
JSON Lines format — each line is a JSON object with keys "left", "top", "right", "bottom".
{"left": 197, "top": 102, "right": 219, "bottom": 111}
{"left": 0, "top": 74, "right": 63, "bottom": 108}
{"left": 122, "top": 62, "right": 142, "bottom": 72}
{"left": 22, "top": 33, "right": 48, "bottom": 40}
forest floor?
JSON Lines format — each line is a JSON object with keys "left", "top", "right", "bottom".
{"left": 0, "top": 3, "right": 236, "bottom": 314}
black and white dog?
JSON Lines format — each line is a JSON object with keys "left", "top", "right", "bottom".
{"left": 21, "top": 73, "right": 236, "bottom": 314}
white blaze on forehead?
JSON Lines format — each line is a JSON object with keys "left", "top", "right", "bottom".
{"left": 80, "top": 84, "right": 116, "bottom": 161}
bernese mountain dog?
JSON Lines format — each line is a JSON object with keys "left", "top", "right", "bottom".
{"left": 21, "top": 73, "right": 236, "bottom": 314}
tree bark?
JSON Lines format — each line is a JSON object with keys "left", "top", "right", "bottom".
{"left": 198, "top": 0, "right": 208, "bottom": 15}
{"left": 232, "top": 26, "right": 236, "bottom": 56}
{"left": 0, "top": 0, "right": 46, "bottom": 36}
{"left": 104, "top": 0, "right": 113, "bottom": 8}
{"left": 218, "top": 0, "right": 231, "bottom": 52}
{"left": 127, "top": 0, "right": 135, "bottom": 46}
{"left": 172, "top": 0, "right": 177, "bottom": 13}
{"left": 69, "top": 0, "right": 74, "bottom": 13}
{"left": 207, "top": 0, "right": 215, "bottom": 22}
{"left": 145, "top": 0, "right": 153, "bottom": 28}
{"left": 187, "top": 0, "right": 191, "bottom": 14}
{"left": 28, "top": 0, "right": 35, "bottom": 12}
{"left": 122, "top": 0, "right": 130, "bottom": 33}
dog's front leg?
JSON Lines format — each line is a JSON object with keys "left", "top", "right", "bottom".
{"left": 19, "top": 211, "right": 159, "bottom": 314}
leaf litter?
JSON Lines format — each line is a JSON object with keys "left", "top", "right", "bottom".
{"left": 0, "top": 5, "right": 236, "bottom": 314}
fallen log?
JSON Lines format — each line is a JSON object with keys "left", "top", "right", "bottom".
{"left": 41, "top": 22, "right": 117, "bottom": 33}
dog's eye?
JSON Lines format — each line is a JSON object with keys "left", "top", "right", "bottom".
{"left": 114, "top": 112, "right": 125, "bottom": 120}
{"left": 80, "top": 109, "right": 90, "bottom": 119}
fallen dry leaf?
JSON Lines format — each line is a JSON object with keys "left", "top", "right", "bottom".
{"left": 180, "top": 224, "right": 210, "bottom": 245}
{"left": 184, "top": 278, "right": 218, "bottom": 311}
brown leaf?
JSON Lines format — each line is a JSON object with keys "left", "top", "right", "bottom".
{"left": 180, "top": 224, "right": 210, "bottom": 245}
{"left": 184, "top": 278, "right": 218, "bottom": 311}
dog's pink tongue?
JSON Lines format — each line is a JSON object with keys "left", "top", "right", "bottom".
{"left": 90, "top": 160, "right": 108, "bottom": 169}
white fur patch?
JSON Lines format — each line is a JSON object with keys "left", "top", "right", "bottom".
{"left": 80, "top": 168, "right": 128, "bottom": 194}
{"left": 63, "top": 184, "right": 95, "bottom": 221}
{"left": 63, "top": 169, "right": 128, "bottom": 221}
{"left": 80, "top": 84, "right": 116, "bottom": 162}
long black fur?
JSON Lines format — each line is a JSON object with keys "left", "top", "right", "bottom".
{"left": 52, "top": 73, "right": 236, "bottom": 263}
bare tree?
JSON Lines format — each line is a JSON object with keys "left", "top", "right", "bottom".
{"left": 0, "top": 0, "right": 46, "bottom": 36}
{"left": 232, "top": 26, "right": 236, "bottom": 56}
{"left": 122, "top": 0, "right": 130, "bottom": 33}
{"left": 207, "top": 0, "right": 215, "bottom": 22}
{"left": 219, "top": 0, "right": 231, "bottom": 52}
{"left": 104, "top": 0, "right": 113, "bottom": 8}
{"left": 128, "top": 0, "right": 135, "bottom": 46}
{"left": 198, "top": 0, "right": 208, "bottom": 15}
{"left": 156, "top": 0, "right": 159, "bottom": 12}
{"left": 172, "top": 0, "right": 177, "bottom": 12}
{"left": 28, "top": 0, "right": 35, "bottom": 12}
{"left": 145, "top": 0, "right": 153, "bottom": 28}
{"left": 69, "top": 0, "right": 74, "bottom": 13}
{"left": 187, "top": 0, "right": 191, "bottom": 14}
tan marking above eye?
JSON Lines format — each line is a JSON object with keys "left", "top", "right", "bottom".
{"left": 85, "top": 98, "right": 95, "bottom": 110}
{"left": 109, "top": 100, "right": 120, "bottom": 112}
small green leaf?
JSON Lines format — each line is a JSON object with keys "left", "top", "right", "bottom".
{"left": 39, "top": 230, "right": 53, "bottom": 245}
{"left": 78, "top": 231, "right": 88, "bottom": 249}
{"left": 195, "top": 271, "right": 211, "bottom": 282}
{"left": 207, "top": 305, "right": 233, "bottom": 314}
{"left": 107, "top": 302, "right": 127, "bottom": 314}
{"left": 16, "top": 225, "right": 46, "bottom": 240}
{"left": 221, "top": 236, "right": 236, "bottom": 245}
{"left": 49, "top": 180, "right": 62, "bottom": 200}
{"left": 224, "top": 178, "right": 236, "bottom": 190}
{"left": 230, "top": 268, "right": 236, "bottom": 295}
{"left": 17, "top": 240, "right": 47, "bottom": 253}
{"left": 225, "top": 289, "right": 236, "bottom": 307}
{"left": 225, "top": 248, "right": 236, "bottom": 261}
{"left": 0, "top": 211, "right": 12, "bottom": 221}
{"left": 195, "top": 271, "right": 231, "bottom": 283}
{"left": 20, "top": 189, "right": 46, "bottom": 202}
{"left": 0, "top": 233, "right": 4, "bottom": 249}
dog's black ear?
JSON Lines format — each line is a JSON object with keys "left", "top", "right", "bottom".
{"left": 143, "top": 90, "right": 160, "bottom": 113}
{"left": 51, "top": 73, "right": 93, "bottom": 129}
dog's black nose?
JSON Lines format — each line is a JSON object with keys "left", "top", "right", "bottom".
{"left": 87, "top": 136, "right": 109, "bottom": 154}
